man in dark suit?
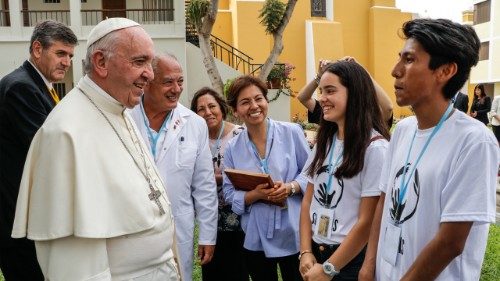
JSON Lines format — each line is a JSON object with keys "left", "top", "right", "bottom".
{"left": 453, "top": 91, "right": 469, "bottom": 113}
{"left": 0, "top": 20, "right": 77, "bottom": 280}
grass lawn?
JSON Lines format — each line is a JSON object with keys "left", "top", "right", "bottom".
{"left": 1, "top": 224, "right": 499, "bottom": 281}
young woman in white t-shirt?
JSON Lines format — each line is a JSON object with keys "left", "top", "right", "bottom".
{"left": 299, "top": 60, "right": 390, "bottom": 281}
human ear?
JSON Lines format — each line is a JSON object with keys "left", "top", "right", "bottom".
{"left": 92, "top": 51, "right": 108, "bottom": 78}
{"left": 437, "top": 62, "right": 457, "bottom": 83}
{"left": 31, "top": 41, "right": 43, "bottom": 59}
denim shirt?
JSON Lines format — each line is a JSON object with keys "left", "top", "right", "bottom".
{"left": 222, "top": 119, "right": 310, "bottom": 257}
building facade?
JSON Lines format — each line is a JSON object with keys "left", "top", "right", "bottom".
{"left": 0, "top": 0, "right": 193, "bottom": 103}
{"left": 470, "top": 0, "right": 500, "bottom": 99}
{"left": 212, "top": 0, "right": 413, "bottom": 120}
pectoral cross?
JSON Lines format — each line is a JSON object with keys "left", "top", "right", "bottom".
{"left": 148, "top": 185, "right": 166, "bottom": 215}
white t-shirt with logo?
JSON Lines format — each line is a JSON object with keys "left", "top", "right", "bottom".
{"left": 376, "top": 111, "right": 498, "bottom": 281}
{"left": 304, "top": 130, "right": 388, "bottom": 245}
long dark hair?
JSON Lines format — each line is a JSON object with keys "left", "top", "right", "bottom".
{"left": 473, "top": 84, "right": 486, "bottom": 99}
{"left": 307, "top": 61, "right": 390, "bottom": 179}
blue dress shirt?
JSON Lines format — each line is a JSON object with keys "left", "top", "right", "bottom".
{"left": 223, "top": 119, "right": 310, "bottom": 257}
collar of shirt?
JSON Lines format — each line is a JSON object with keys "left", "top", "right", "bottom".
{"left": 84, "top": 75, "right": 123, "bottom": 106}
{"left": 28, "top": 59, "right": 52, "bottom": 90}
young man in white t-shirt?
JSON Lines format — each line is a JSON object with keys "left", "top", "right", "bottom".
{"left": 359, "top": 18, "right": 499, "bottom": 281}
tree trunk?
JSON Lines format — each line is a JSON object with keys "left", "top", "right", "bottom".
{"left": 194, "top": 0, "right": 224, "bottom": 94}
{"left": 198, "top": 32, "right": 224, "bottom": 94}
{"left": 258, "top": 0, "right": 298, "bottom": 81}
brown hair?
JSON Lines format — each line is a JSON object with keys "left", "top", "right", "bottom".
{"left": 226, "top": 75, "right": 268, "bottom": 109}
{"left": 190, "top": 87, "right": 229, "bottom": 119}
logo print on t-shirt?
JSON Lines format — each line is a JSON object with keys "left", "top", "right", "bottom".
{"left": 314, "top": 165, "right": 344, "bottom": 209}
{"left": 389, "top": 164, "right": 421, "bottom": 225}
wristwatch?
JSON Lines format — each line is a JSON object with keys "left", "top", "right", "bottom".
{"left": 322, "top": 261, "right": 340, "bottom": 278}
{"left": 289, "top": 182, "right": 297, "bottom": 196}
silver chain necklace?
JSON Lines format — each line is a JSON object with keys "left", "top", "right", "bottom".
{"left": 77, "top": 86, "right": 166, "bottom": 215}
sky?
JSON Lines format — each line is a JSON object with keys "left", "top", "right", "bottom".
{"left": 396, "top": 0, "right": 474, "bottom": 22}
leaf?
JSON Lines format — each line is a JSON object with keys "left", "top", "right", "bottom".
{"left": 187, "top": 0, "right": 210, "bottom": 29}
{"left": 258, "top": 0, "right": 286, "bottom": 34}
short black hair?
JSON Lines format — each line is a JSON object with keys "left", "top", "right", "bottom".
{"left": 190, "top": 87, "right": 229, "bottom": 119}
{"left": 401, "top": 18, "right": 480, "bottom": 99}
{"left": 30, "top": 20, "right": 78, "bottom": 53}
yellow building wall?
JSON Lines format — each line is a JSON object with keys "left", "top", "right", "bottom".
{"left": 311, "top": 22, "right": 344, "bottom": 65}
{"left": 279, "top": 0, "right": 311, "bottom": 119}
{"left": 369, "top": 5, "right": 413, "bottom": 118}
{"left": 211, "top": 11, "right": 234, "bottom": 67}
{"left": 213, "top": 0, "right": 412, "bottom": 120}
{"left": 289, "top": 21, "right": 344, "bottom": 120}
{"left": 494, "top": 83, "right": 500, "bottom": 96}
{"left": 232, "top": 1, "right": 270, "bottom": 62}
{"left": 219, "top": 0, "right": 230, "bottom": 10}
{"left": 466, "top": 82, "right": 475, "bottom": 113}
{"left": 212, "top": 11, "right": 233, "bottom": 43}
{"left": 334, "top": 0, "right": 370, "bottom": 66}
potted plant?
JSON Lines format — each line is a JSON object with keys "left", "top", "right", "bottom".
{"left": 266, "top": 62, "right": 295, "bottom": 101}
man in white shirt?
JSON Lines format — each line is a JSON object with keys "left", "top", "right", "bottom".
{"left": 359, "top": 18, "right": 499, "bottom": 281}
{"left": 130, "top": 53, "right": 217, "bottom": 281}
{"left": 12, "top": 18, "right": 179, "bottom": 281}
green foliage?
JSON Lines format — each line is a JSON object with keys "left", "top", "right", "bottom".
{"left": 187, "top": 0, "right": 210, "bottom": 28}
{"left": 259, "top": 0, "right": 286, "bottom": 34}
{"left": 223, "top": 78, "right": 234, "bottom": 99}
{"left": 481, "top": 224, "right": 500, "bottom": 281}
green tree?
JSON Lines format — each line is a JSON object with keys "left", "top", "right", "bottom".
{"left": 187, "top": 0, "right": 298, "bottom": 94}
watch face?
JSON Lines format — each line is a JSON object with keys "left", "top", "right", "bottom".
{"left": 323, "top": 262, "right": 337, "bottom": 277}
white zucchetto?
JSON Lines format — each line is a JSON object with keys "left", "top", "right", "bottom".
{"left": 87, "top": 17, "right": 140, "bottom": 48}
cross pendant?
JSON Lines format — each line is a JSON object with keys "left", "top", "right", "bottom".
{"left": 148, "top": 186, "right": 166, "bottom": 215}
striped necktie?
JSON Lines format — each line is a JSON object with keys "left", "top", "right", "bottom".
{"left": 49, "top": 88, "right": 60, "bottom": 104}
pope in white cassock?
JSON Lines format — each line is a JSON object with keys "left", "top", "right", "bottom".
{"left": 11, "top": 18, "right": 180, "bottom": 281}
{"left": 129, "top": 54, "right": 218, "bottom": 281}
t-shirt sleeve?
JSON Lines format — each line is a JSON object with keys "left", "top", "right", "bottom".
{"left": 360, "top": 141, "right": 388, "bottom": 197}
{"left": 379, "top": 127, "right": 400, "bottom": 194}
{"left": 307, "top": 100, "right": 322, "bottom": 124}
{"left": 301, "top": 145, "right": 317, "bottom": 184}
{"left": 440, "top": 140, "right": 499, "bottom": 224}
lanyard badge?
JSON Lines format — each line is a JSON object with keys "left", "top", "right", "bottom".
{"left": 394, "top": 102, "right": 453, "bottom": 222}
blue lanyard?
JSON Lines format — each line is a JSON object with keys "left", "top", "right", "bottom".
{"left": 141, "top": 104, "right": 173, "bottom": 158}
{"left": 249, "top": 119, "right": 273, "bottom": 174}
{"left": 326, "top": 134, "right": 343, "bottom": 193}
{"left": 210, "top": 121, "right": 225, "bottom": 158}
{"left": 398, "top": 102, "right": 453, "bottom": 204}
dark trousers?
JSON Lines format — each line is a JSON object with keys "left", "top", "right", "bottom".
{"left": 312, "top": 240, "right": 366, "bottom": 281}
{"left": 202, "top": 231, "right": 249, "bottom": 281}
{"left": 493, "top": 125, "right": 500, "bottom": 145}
{"left": 243, "top": 249, "right": 302, "bottom": 281}
{"left": 0, "top": 238, "right": 43, "bottom": 281}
